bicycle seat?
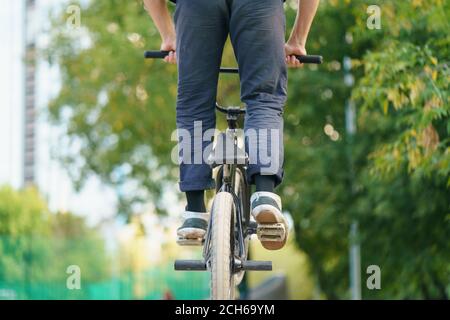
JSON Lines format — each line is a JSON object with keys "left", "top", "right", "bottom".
{"left": 207, "top": 131, "right": 248, "bottom": 167}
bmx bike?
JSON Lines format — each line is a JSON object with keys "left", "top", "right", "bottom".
{"left": 145, "top": 50, "right": 322, "bottom": 299}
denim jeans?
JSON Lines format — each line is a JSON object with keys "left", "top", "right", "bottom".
{"left": 174, "top": 0, "right": 287, "bottom": 192}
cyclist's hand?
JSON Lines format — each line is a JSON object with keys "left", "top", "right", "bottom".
{"left": 285, "top": 42, "right": 306, "bottom": 68}
{"left": 161, "top": 38, "right": 177, "bottom": 64}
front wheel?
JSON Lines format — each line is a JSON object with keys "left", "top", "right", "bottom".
{"left": 209, "top": 192, "right": 235, "bottom": 300}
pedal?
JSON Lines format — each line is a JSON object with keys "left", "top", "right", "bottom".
{"left": 241, "top": 260, "right": 272, "bottom": 271}
{"left": 174, "top": 260, "right": 207, "bottom": 271}
{"left": 176, "top": 236, "right": 204, "bottom": 246}
{"left": 257, "top": 223, "right": 286, "bottom": 242}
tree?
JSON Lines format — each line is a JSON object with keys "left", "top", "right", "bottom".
{"left": 350, "top": 0, "right": 449, "bottom": 299}
{"left": 45, "top": 0, "right": 449, "bottom": 298}
{"left": 45, "top": 0, "right": 179, "bottom": 215}
{"left": 0, "top": 186, "right": 110, "bottom": 299}
{"left": 0, "top": 186, "right": 51, "bottom": 287}
{"left": 281, "top": 0, "right": 449, "bottom": 298}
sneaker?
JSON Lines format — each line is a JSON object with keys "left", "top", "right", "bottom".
{"left": 177, "top": 211, "right": 209, "bottom": 240}
{"left": 250, "top": 191, "right": 288, "bottom": 250}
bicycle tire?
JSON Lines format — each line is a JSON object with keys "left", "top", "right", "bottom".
{"left": 210, "top": 192, "right": 235, "bottom": 300}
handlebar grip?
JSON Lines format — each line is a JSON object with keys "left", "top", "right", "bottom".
{"left": 295, "top": 55, "right": 323, "bottom": 64}
{"left": 144, "top": 50, "right": 171, "bottom": 59}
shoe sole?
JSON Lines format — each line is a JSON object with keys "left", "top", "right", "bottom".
{"left": 254, "top": 209, "right": 288, "bottom": 250}
{"left": 177, "top": 227, "right": 206, "bottom": 239}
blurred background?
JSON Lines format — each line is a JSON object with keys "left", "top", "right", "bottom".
{"left": 0, "top": 0, "right": 448, "bottom": 300}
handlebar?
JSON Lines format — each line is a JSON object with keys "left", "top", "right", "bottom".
{"left": 144, "top": 51, "right": 323, "bottom": 73}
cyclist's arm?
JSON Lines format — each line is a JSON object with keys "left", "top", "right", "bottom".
{"left": 144, "top": 0, "right": 175, "bottom": 42}
{"left": 288, "top": 0, "right": 320, "bottom": 47}
{"left": 285, "top": 0, "right": 320, "bottom": 67}
{"left": 143, "top": 0, "right": 176, "bottom": 63}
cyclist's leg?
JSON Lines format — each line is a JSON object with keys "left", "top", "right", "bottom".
{"left": 229, "top": 0, "right": 287, "bottom": 187}
{"left": 229, "top": 0, "right": 288, "bottom": 250}
{"left": 174, "top": 0, "right": 229, "bottom": 194}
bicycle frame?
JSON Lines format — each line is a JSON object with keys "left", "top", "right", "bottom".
{"left": 203, "top": 105, "right": 251, "bottom": 269}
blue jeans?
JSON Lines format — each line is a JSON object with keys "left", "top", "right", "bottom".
{"left": 175, "top": 0, "right": 287, "bottom": 192}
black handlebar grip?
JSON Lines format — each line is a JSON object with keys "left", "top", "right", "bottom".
{"left": 295, "top": 55, "right": 323, "bottom": 64}
{"left": 144, "top": 50, "right": 171, "bottom": 59}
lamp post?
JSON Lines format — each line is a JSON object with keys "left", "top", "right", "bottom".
{"left": 344, "top": 55, "right": 361, "bottom": 300}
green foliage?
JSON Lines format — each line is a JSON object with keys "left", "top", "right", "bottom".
{"left": 347, "top": 0, "right": 450, "bottom": 298}
{"left": 0, "top": 186, "right": 51, "bottom": 236}
{"left": 45, "top": 0, "right": 179, "bottom": 214}
{"left": 45, "top": 0, "right": 449, "bottom": 298}
{"left": 351, "top": 0, "right": 450, "bottom": 183}
{"left": 0, "top": 187, "right": 209, "bottom": 300}
{"left": 0, "top": 186, "right": 110, "bottom": 297}
{"left": 281, "top": 0, "right": 449, "bottom": 298}
{"left": 0, "top": 186, "right": 51, "bottom": 284}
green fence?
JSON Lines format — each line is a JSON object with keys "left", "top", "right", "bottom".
{"left": 0, "top": 236, "right": 209, "bottom": 300}
{"left": 0, "top": 266, "right": 209, "bottom": 300}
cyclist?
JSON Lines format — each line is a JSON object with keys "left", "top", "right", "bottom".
{"left": 144, "top": 0, "right": 319, "bottom": 250}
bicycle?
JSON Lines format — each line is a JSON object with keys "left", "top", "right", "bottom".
{"left": 145, "top": 50, "right": 322, "bottom": 300}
